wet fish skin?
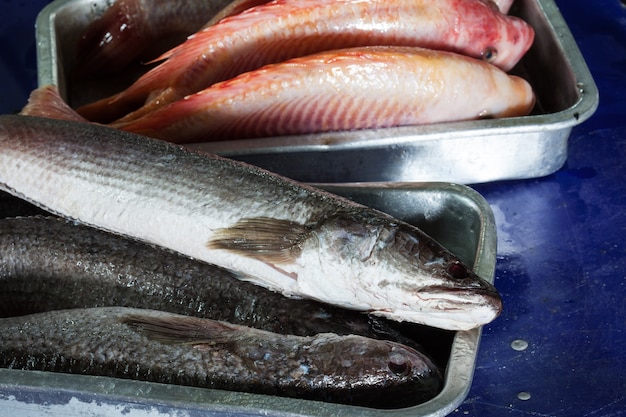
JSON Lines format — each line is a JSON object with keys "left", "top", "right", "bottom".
{"left": 0, "top": 114, "right": 502, "bottom": 331}
{"left": 115, "top": 46, "right": 535, "bottom": 142}
{"left": 0, "top": 215, "right": 417, "bottom": 344}
{"left": 75, "top": 0, "right": 235, "bottom": 76}
{"left": 76, "top": 0, "right": 534, "bottom": 123}
{"left": 0, "top": 306, "right": 443, "bottom": 407}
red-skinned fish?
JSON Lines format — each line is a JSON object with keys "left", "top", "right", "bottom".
{"left": 75, "top": 0, "right": 534, "bottom": 124}
{"left": 113, "top": 46, "right": 535, "bottom": 142}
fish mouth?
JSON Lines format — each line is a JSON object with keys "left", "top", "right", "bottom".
{"left": 420, "top": 285, "right": 503, "bottom": 311}
{"left": 369, "top": 280, "right": 503, "bottom": 330}
{"left": 391, "top": 285, "right": 503, "bottom": 330}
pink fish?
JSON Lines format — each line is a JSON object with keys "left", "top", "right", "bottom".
{"left": 114, "top": 46, "right": 535, "bottom": 143}
{"left": 76, "top": 0, "right": 534, "bottom": 124}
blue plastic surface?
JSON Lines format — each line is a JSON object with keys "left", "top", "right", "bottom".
{"left": 0, "top": 1, "right": 624, "bottom": 416}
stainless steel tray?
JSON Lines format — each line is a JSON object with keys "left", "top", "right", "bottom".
{"left": 0, "top": 182, "right": 497, "bottom": 417}
{"left": 35, "top": 0, "right": 598, "bottom": 184}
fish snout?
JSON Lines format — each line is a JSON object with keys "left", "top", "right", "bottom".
{"left": 492, "top": 15, "right": 535, "bottom": 72}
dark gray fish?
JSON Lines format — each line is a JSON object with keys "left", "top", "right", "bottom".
{"left": 0, "top": 307, "right": 443, "bottom": 408}
{"left": 0, "top": 216, "right": 414, "bottom": 344}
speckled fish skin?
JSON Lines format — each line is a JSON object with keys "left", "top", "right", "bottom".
{"left": 75, "top": 0, "right": 235, "bottom": 75}
{"left": 0, "top": 216, "right": 415, "bottom": 343}
{"left": 0, "top": 115, "right": 502, "bottom": 331}
{"left": 76, "top": 0, "right": 534, "bottom": 123}
{"left": 115, "top": 46, "right": 536, "bottom": 142}
{"left": 0, "top": 306, "right": 443, "bottom": 407}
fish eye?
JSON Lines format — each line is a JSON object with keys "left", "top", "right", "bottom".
{"left": 481, "top": 46, "right": 498, "bottom": 63}
{"left": 388, "top": 354, "right": 412, "bottom": 376}
{"left": 447, "top": 261, "right": 469, "bottom": 280}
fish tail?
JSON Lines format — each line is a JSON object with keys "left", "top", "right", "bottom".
{"left": 75, "top": 67, "right": 175, "bottom": 124}
{"left": 113, "top": 89, "right": 203, "bottom": 139}
{"left": 75, "top": 90, "right": 144, "bottom": 124}
{"left": 20, "top": 85, "right": 90, "bottom": 124}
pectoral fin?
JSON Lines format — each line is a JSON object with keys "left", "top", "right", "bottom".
{"left": 122, "top": 314, "right": 238, "bottom": 345}
{"left": 206, "top": 217, "right": 311, "bottom": 264}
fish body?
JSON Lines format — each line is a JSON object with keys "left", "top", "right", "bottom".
{"left": 0, "top": 306, "right": 442, "bottom": 407}
{"left": 0, "top": 115, "right": 502, "bottom": 331}
{"left": 116, "top": 46, "right": 535, "bottom": 142}
{"left": 0, "top": 216, "right": 414, "bottom": 342}
{"left": 76, "top": 0, "right": 534, "bottom": 123}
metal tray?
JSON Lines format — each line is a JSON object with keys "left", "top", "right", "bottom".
{"left": 34, "top": 0, "right": 598, "bottom": 184}
{"left": 0, "top": 182, "right": 497, "bottom": 417}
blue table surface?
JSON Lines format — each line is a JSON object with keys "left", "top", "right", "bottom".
{"left": 0, "top": 1, "right": 624, "bottom": 416}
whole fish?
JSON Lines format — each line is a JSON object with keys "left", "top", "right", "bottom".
{"left": 0, "top": 114, "right": 502, "bottom": 331}
{"left": 0, "top": 306, "right": 443, "bottom": 407}
{"left": 114, "top": 46, "right": 535, "bottom": 142}
{"left": 76, "top": 0, "right": 534, "bottom": 123}
{"left": 0, "top": 216, "right": 416, "bottom": 344}
{"left": 75, "top": 0, "right": 235, "bottom": 76}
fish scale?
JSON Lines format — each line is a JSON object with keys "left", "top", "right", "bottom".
{"left": 0, "top": 114, "right": 502, "bottom": 331}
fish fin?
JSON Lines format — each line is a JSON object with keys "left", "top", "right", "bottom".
{"left": 122, "top": 314, "right": 238, "bottom": 345}
{"left": 207, "top": 217, "right": 310, "bottom": 264}
{"left": 20, "top": 85, "right": 90, "bottom": 124}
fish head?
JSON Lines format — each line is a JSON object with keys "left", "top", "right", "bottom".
{"left": 463, "top": 1, "right": 535, "bottom": 71}
{"left": 306, "top": 334, "right": 442, "bottom": 407}
{"left": 303, "top": 210, "right": 502, "bottom": 331}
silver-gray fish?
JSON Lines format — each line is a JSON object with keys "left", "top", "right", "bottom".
{"left": 0, "top": 306, "right": 443, "bottom": 407}
{"left": 0, "top": 115, "right": 502, "bottom": 331}
{"left": 0, "top": 216, "right": 415, "bottom": 344}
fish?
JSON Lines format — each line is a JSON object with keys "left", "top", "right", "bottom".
{"left": 0, "top": 114, "right": 502, "bottom": 331}
{"left": 0, "top": 306, "right": 443, "bottom": 407}
{"left": 75, "top": 0, "right": 534, "bottom": 123}
{"left": 74, "top": 0, "right": 235, "bottom": 76}
{"left": 0, "top": 215, "right": 418, "bottom": 345}
{"left": 114, "top": 46, "right": 536, "bottom": 142}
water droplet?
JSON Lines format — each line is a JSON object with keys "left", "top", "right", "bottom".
{"left": 511, "top": 339, "right": 528, "bottom": 351}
